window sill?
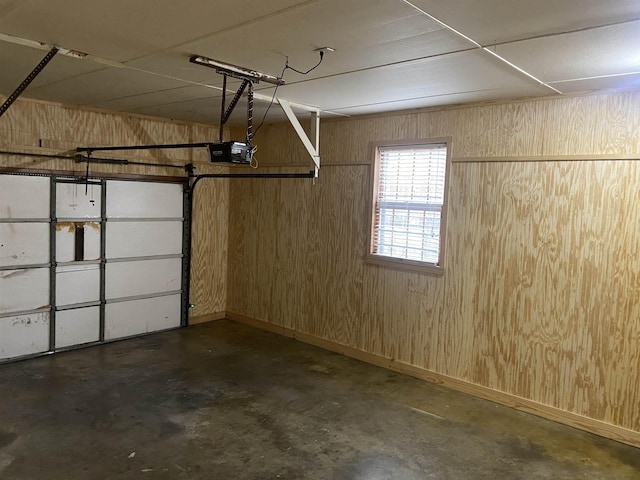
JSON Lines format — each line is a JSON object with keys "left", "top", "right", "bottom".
{"left": 365, "top": 254, "right": 445, "bottom": 276}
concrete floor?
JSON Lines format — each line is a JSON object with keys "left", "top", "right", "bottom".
{"left": 0, "top": 320, "right": 638, "bottom": 479}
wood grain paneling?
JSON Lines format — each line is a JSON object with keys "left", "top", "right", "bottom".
{"left": 0, "top": 96, "right": 228, "bottom": 322}
{"left": 227, "top": 91, "right": 640, "bottom": 445}
{"left": 189, "top": 176, "right": 229, "bottom": 318}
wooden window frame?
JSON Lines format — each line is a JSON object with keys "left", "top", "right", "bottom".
{"left": 366, "top": 137, "right": 452, "bottom": 275}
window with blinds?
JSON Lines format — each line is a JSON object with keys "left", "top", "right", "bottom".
{"left": 371, "top": 142, "right": 449, "bottom": 268}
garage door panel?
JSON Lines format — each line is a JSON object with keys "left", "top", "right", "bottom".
{"left": 0, "top": 312, "right": 50, "bottom": 360}
{"left": 0, "top": 268, "right": 49, "bottom": 314}
{"left": 56, "top": 264, "right": 100, "bottom": 306}
{"left": 0, "top": 175, "right": 50, "bottom": 219}
{"left": 106, "top": 258, "right": 182, "bottom": 300}
{"left": 105, "top": 294, "right": 181, "bottom": 340}
{"left": 105, "top": 221, "right": 182, "bottom": 258}
{"left": 0, "top": 223, "right": 49, "bottom": 267}
{"left": 106, "top": 181, "right": 183, "bottom": 218}
{"left": 56, "top": 183, "right": 102, "bottom": 219}
{"left": 55, "top": 307, "right": 100, "bottom": 349}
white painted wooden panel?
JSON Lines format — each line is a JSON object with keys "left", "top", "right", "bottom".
{"left": 55, "top": 222, "right": 101, "bottom": 263}
{"left": 105, "top": 221, "right": 182, "bottom": 258}
{"left": 56, "top": 264, "right": 100, "bottom": 306}
{"left": 55, "top": 307, "right": 100, "bottom": 348}
{"left": 105, "top": 294, "right": 181, "bottom": 340}
{"left": 56, "top": 183, "right": 101, "bottom": 219}
{"left": 0, "top": 223, "right": 49, "bottom": 267}
{"left": 106, "top": 181, "right": 183, "bottom": 218}
{"left": 0, "top": 175, "right": 49, "bottom": 219}
{"left": 106, "top": 258, "right": 181, "bottom": 300}
{"left": 0, "top": 268, "right": 49, "bottom": 314}
{"left": 0, "top": 312, "right": 49, "bottom": 360}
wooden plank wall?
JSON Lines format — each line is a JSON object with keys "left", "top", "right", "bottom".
{"left": 227, "top": 92, "right": 640, "bottom": 445}
{"left": 0, "top": 96, "right": 229, "bottom": 322}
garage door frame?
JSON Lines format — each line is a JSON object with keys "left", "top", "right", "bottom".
{"left": 0, "top": 170, "right": 190, "bottom": 363}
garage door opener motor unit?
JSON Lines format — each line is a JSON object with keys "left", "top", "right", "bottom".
{"left": 208, "top": 141, "right": 251, "bottom": 164}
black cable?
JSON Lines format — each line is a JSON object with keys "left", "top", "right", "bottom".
{"left": 0, "top": 149, "right": 185, "bottom": 169}
{"left": 0, "top": 149, "right": 77, "bottom": 161}
{"left": 285, "top": 50, "right": 324, "bottom": 75}
{"left": 254, "top": 51, "right": 325, "bottom": 136}
{"left": 254, "top": 63, "right": 287, "bottom": 136}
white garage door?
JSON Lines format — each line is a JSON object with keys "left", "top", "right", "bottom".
{"left": 0, "top": 175, "right": 51, "bottom": 360}
{"left": 104, "top": 181, "right": 184, "bottom": 340}
{"left": 0, "top": 174, "right": 187, "bottom": 362}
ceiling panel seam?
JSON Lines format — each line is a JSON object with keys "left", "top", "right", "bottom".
{"left": 400, "top": 0, "right": 562, "bottom": 94}
{"left": 321, "top": 85, "right": 549, "bottom": 112}
{"left": 548, "top": 71, "right": 640, "bottom": 84}
{"left": 488, "top": 17, "right": 640, "bottom": 48}
{"left": 122, "top": 0, "right": 321, "bottom": 64}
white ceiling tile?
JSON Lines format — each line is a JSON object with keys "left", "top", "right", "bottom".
{"left": 26, "top": 67, "right": 189, "bottom": 106}
{"left": 93, "top": 85, "right": 219, "bottom": 111}
{"left": 131, "top": 97, "right": 286, "bottom": 127}
{"left": 406, "top": 0, "right": 640, "bottom": 44}
{"left": 0, "top": 0, "right": 313, "bottom": 62}
{"left": 0, "top": 40, "right": 102, "bottom": 94}
{"left": 257, "top": 49, "right": 540, "bottom": 111}
{"left": 180, "top": 0, "right": 471, "bottom": 83}
{"left": 324, "top": 85, "right": 552, "bottom": 116}
{"left": 493, "top": 21, "right": 640, "bottom": 83}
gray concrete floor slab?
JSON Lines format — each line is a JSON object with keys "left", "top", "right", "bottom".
{"left": 0, "top": 319, "right": 639, "bottom": 479}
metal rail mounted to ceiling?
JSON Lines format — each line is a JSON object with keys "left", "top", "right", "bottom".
{"left": 191, "top": 55, "right": 321, "bottom": 175}
{"left": 0, "top": 31, "right": 321, "bottom": 175}
{"left": 0, "top": 47, "right": 59, "bottom": 118}
{"left": 75, "top": 56, "right": 321, "bottom": 178}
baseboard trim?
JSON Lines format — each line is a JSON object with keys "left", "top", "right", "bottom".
{"left": 225, "top": 311, "right": 640, "bottom": 449}
{"left": 188, "top": 311, "right": 226, "bottom": 325}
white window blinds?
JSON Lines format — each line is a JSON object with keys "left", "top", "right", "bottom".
{"left": 372, "top": 143, "right": 448, "bottom": 264}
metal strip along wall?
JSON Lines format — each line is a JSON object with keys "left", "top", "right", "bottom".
{"left": 0, "top": 172, "right": 189, "bottom": 363}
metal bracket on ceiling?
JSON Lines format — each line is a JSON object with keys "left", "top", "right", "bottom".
{"left": 278, "top": 99, "right": 320, "bottom": 178}
{"left": 190, "top": 54, "right": 320, "bottom": 175}
{"left": 0, "top": 47, "right": 59, "bottom": 118}
{"left": 191, "top": 55, "right": 282, "bottom": 148}
{"left": 73, "top": 55, "right": 320, "bottom": 176}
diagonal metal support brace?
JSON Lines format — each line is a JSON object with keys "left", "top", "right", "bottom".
{"left": 278, "top": 99, "right": 320, "bottom": 176}
{"left": 0, "top": 47, "right": 59, "bottom": 118}
{"left": 246, "top": 81, "right": 254, "bottom": 146}
{"left": 221, "top": 79, "right": 250, "bottom": 125}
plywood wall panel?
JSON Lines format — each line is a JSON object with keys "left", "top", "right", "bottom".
{"left": 228, "top": 91, "right": 640, "bottom": 440}
{"left": 445, "top": 159, "right": 640, "bottom": 430}
{"left": 250, "top": 92, "right": 640, "bottom": 166}
{"left": 304, "top": 167, "right": 367, "bottom": 347}
{"left": 189, "top": 178, "right": 228, "bottom": 318}
{"left": 0, "top": 96, "right": 36, "bottom": 148}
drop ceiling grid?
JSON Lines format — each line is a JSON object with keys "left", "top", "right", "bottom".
{"left": 1, "top": 0, "right": 640, "bottom": 125}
